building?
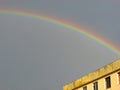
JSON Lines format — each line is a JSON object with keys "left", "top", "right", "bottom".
{"left": 63, "top": 59, "right": 120, "bottom": 90}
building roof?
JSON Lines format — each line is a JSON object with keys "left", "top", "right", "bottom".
{"left": 63, "top": 59, "right": 120, "bottom": 90}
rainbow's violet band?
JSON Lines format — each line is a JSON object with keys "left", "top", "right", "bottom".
{"left": 0, "top": 9, "right": 120, "bottom": 56}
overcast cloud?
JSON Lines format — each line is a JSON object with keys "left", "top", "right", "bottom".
{"left": 0, "top": 0, "right": 120, "bottom": 90}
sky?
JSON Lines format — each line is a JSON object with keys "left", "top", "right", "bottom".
{"left": 0, "top": 0, "right": 120, "bottom": 90}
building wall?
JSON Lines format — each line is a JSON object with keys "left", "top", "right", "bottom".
{"left": 63, "top": 59, "right": 120, "bottom": 90}
{"left": 75, "top": 71, "right": 120, "bottom": 90}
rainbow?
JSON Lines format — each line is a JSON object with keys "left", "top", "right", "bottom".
{"left": 0, "top": 9, "right": 120, "bottom": 56}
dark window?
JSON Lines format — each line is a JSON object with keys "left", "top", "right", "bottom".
{"left": 93, "top": 82, "right": 98, "bottom": 90}
{"left": 118, "top": 72, "right": 120, "bottom": 84}
{"left": 83, "top": 86, "right": 87, "bottom": 90}
{"left": 105, "top": 76, "right": 111, "bottom": 89}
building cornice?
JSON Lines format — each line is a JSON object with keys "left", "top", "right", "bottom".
{"left": 63, "top": 59, "right": 120, "bottom": 90}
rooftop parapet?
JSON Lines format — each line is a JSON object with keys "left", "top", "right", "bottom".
{"left": 63, "top": 59, "right": 120, "bottom": 90}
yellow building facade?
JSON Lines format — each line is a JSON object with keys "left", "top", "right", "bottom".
{"left": 63, "top": 59, "right": 120, "bottom": 90}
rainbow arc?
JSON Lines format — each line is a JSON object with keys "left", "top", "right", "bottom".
{"left": 0, "top": 9, "right": 120, "bottom": 56}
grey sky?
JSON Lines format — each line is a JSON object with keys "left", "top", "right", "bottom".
{"left": 0, "top": 0, "right": 120, "bottom": 90}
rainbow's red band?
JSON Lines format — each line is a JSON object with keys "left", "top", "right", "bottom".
{"left": 0, "top": 9, "right": 120, "bottom": 56}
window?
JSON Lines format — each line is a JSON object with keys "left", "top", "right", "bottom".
{"left": 105, "top": 76, "right": 111, "bottom": 89}
{"left": 118, "top": 72, "right": 120, "bottom": 84}
{"left": 93, "top": 82, "right": 98, "bottom": 90}
{"left": 83, "top": 86, "right": 87, "bottom": 90}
